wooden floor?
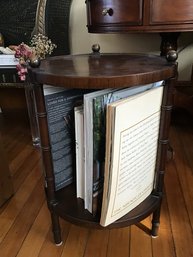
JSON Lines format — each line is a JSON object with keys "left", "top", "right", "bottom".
{"left": 0, "top": 109, "right": 193, "bottom": 257}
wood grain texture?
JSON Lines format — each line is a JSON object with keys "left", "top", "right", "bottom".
{"left": 29, "top": 54, "right": 176, "bottom": 89}
{"left": 107, "top": 228, "right": 130, "bottom": 257}
{"left": 0, "top": 109, "right": 192, "bottom": 257}
{"left": 87, "top": 0, "right": 193, "bottom": 33}
{"left": 0, "top": 131, "right": 13, "bottom": 207}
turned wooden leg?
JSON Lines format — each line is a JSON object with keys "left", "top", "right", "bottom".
{"left": 151, "top": 204, "right": 162, "bottom": 238}
{"left": 50, "top": 212, "right": 62, "bottom": 245}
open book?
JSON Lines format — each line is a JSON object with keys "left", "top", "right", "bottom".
{"left": 100, "top": 86, "right": 164, "bottom": 226}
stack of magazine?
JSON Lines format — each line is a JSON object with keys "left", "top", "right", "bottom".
{"left": 43, "top": 81, "right": 164, "bottom": 226}
{"left": 0, "top": 50, "right": 19, "bottom": 83}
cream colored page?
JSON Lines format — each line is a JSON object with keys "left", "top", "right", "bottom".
{"left": 112, "top": 111, "right": 160, "bottom": 215}
{"left": 101, "top": 86, "right": 163, "bottom": 226}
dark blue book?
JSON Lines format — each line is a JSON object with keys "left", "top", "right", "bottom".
{"left": 44, "top": 85, "right": 86, "bottom": 191}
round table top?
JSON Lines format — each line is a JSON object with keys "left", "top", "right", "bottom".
{"left": 29, "top": 53, "right": 176, "bottom": 89}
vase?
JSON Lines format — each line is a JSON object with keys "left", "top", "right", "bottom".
{"left": 29, "top": 58, "right": 41, "bottom": 68}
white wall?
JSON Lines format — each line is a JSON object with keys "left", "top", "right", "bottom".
{"left": 69, "top": 0, "right": 193, "bottom": 81}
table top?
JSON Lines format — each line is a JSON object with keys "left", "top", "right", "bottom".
{"left": 29, "top": 53, "right": 176, "bottom": 89}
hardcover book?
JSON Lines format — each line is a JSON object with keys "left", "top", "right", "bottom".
{"left": 100, "top": 86, "right": 164, "bottom": 226}
{"left": 0, "top": 67, "right": 20, "bottom": 83}
{"left": 83, "top": 82, "right": 163, "bottom": 214}
{"left": 74, "top": 105, "right": 84, "bottom": 199}
{"left": 44, "top": 85, "right": 86, "bottom": 190}
{"left": 0, "top": 53, "right": 18, "bottom": 66}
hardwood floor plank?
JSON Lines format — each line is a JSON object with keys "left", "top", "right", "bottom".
{"left": 0, "top": 161, "right": 42, "bottom": 243}
{"left": 0, "top": 179, "right": 45, "bottom": 257}
{"left": 152, "top": 228, "right": 176, "bottom": 257}
{"left": 9, "top": 144, "right": 35, "bottom": 176}
{"left": 61, "top": 225, "right": 89, "bottom": 257}
{"left": 1, "top": 106, "right": 193, "bottom": 257}
{"left": 12, "top": 150, "right": 40, "bottom": 192}
{"left": 4, "top": 131, "right": 31, "bottom": 162}
{"left": 107, "top": 227, "right": 130, "bottom": 257}
{"left": 130, "top": 222, "right": 152, "bottom": 257}
{"left": 16, "top": 202, "right": 51, "bottom": 257}
{"left": 83, "top": 229, "right": 109, "bottom": 257}
{"left": 165, "top": 160, "right": 193, "bottom": 257}
{"left": 0, "top": 113, "right": 29, "bottom": 151}
{"left": 38, "top": 220, "right": 71, "bottom": 257}
{"left": 1, "top": 127, "right": 25, "bottom": 151}
{"left": 151, "top": 196, "right": 176, "bottom": 257}
{"left": 0, "top": 112, "right": 31, "bottom": 163}
{"left": 0, "top": 201, "right": 9, "bottom": 215}
{"left": 170, "top": 127, "right": 193, "bottom": 229}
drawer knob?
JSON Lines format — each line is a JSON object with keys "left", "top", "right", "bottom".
{"left": 102, "top": 8, "right": 113, "bottom": 16}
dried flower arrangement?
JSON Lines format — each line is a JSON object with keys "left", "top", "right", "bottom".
{"left": 11, "top": 34, "right": 57, "bottom": 81}
{"left": 30, "top": 33, "right": 57, "bottom": 59}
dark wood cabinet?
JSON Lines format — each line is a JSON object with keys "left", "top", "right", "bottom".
{"left": 86, "top": 0, "right": 193, "bottom": 114}
{"left": 150, "top": 0, "right": 193, "bottom": 26}
{"left": 87, "top": 0, "right": 143, "bottom": 32}
{"left": 86, "top": 0, "right": 193, "bottom": 33}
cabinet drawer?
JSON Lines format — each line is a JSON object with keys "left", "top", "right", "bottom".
{"left": 150, "top": 0, "right": 193, "bottom": 24}
{"left": 87, "top": 0, "right": 143, "bottom": 28}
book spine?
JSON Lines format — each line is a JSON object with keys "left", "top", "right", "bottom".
{"left": 74, "top": 106, "right": 84, "bottom": 199}
{"left": 0, "top": 68, "right": 20, "bottom": 83}
{"left": 92, "top": 97, "right": 106, "bottom": 215}
{"left": 44, "top": 89, "right": 84, "bottom": 191}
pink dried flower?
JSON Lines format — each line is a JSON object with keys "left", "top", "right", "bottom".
{"left": 15, "top": 43, "right": 33, "bottom": 60}
{"left": 13, "top": 34, "right": 57, "bottom": 81}
{"left": 16, "top": 63, "right": 28, "bottom": 81}
{"left": 19, "top": 74, "right": 26, "bottom": 81}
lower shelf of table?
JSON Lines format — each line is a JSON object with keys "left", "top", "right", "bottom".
{"left": 50, "top": 184, "right": 161, "bottom": 229}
